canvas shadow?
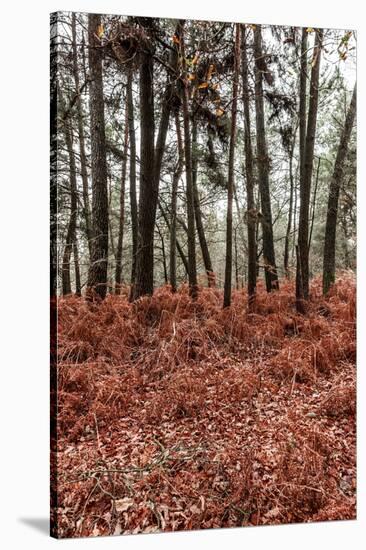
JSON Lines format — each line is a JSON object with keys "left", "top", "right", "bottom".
{"left": 18, "top": 517, "right": 49, "bottom": 536}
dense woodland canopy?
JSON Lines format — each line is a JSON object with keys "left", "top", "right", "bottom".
{"left": 51, "top": 13, "right": 356, "bottom": 307}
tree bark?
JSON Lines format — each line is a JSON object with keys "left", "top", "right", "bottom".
{"left": 192, "top": 120, "right": 215, "bottom": 287}
{"left": 132, "top": 26, "right": 156, "bottom": 299}
{"left": 115, "top": 106, "right": 129, "bottom": 293}
{"left": 223, "top": 24, "right": 241, "bottom": 308}
{"left": 159, "top": 199, "right": 189, "bottom": 276}
{"left": 61, "top": 122, "right": 81, "bottom": 296}
{"left": 323, "top": 85, "right": 356, "bottom": 294}
{"left": 308, "top": 156, "right": 321, "bottom": 251}
{"left": 126, "top": 70, "right": 138, "bottom": 288}
{"left": 170, "top": 111, "right": 184, "bottom": 292}
{"left": 178, "top": 20, "right": 198, "bottom": 299}
{"left": 296, "top": 29, "right": 323, "bottom": 309}
{"left": 86, "top": 14, "right": 109, "bottom": 299}
{"left": 253, "top": 25, "right": 279, "bottom": 292}
{"left": 241, "top": 26, "right": 257, "bottom": 308}
{"left": 284, "top": 136, "right": 296, "bottom": 277}
{"left": 71, "top": 13, "right": 92, "bottom": 258}
{"left": 299, "top": 28, "right": 308, "bottom": 187}
{"left": 132, "top": 21, "right": 179, "bottom": 299}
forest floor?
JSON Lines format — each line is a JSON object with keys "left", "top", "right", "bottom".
{"left": 53, "top": 274, "right": 356, "bottom": 538}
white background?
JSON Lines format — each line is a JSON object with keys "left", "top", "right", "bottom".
{"left": 0, "top": 0, "right": 364, "bottom": 548}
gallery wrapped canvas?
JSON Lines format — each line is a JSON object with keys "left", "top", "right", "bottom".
{"left": 50, "top": 11, "right": 356, "bottom": 538}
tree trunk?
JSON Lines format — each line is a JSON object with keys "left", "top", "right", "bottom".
{"left": 61, "top": 122, "right": 81, "bottom": 296}
{"left": 126, "top": 70, "right": 138, "bottom": 288}
{"left": 170, "top": 111, "right": 184, "bottom": 292}
{"left": 61, "top": 224, "right": 72, "bottom": 295}
{"left": 296, "top": 29, "right": 323, "bottom": 309}
{"left": 284, "top": 136, "right": 296, "bottom": 277}
{"left": 223, "top": 23, "right": 241, "bottom": 308}
{"left": 132, "top": 28, "right": 156, "bottom": 299}
{"left": 86, "top": 14, "right": 109, "bottom": 299}
{"left": 192, "top": 119, "right": 215, "bottom": 287}
{"left": 253, "top": 25, "right": 279, "bottom": 292}
{"left": 299, "top": 28, "right": 308, "bottom": 187}
{"left": 340, "top": 199, "right": 351, "bottom": 269}
{"left": 308, "top": 156, "right": 321, "bottom": 251}
{"left": 234, "top": 227, "right": 239, "bottom": 290}
{"left": 59, "top": 79, "right": 81, "bottom": 297}
{"left": 132, "top": 21, "right": 179, "bottom": 299}
{"left": 159, "top": 199, "right": 189, "bottom": 276}
{"left": 323, "top": 85, "right": 356, "bottom": 294}
{"left": 157, "top": 223, "right": 168, "bottom": 284}
{"left": 115, "top": 106, "right": 129, "bottom": 293}
{"left": 241, "top": 26, "right": 257, "bottom": 308}
{"left": 71, "top": 13, "right": 92, "bottom": 258}
{"left": 179, "top": 20, "right": 198, "bottom": 299}
{"left": 73, "top": 242, "right": 81, "bottom": 296}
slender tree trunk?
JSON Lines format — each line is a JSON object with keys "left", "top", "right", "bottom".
{"left": 115, "top": 107, "right": 129, "bottom": 293}
{"left": 157, "top": 224, "right": 168, "bottom": 284}
{"left": 323, "top": 85, "right": 356, "bottom": 294}
{"left": 223, "top": 24, "right": 241, "bottom": 307}
{"left": 299, "top": 28, "right": 308, "bottom": 186}
{"left": 241, "top": 26, "right": 257, "bottom": 308}
{"left": 296, "top": 29, "right": 323, "bottom": 309}
{"left": 59, "top": 81, "right": 81, "bottom": 297}
{"left": 126, "top": 70, "right": 138, "bottom": 288}
{"left": 295, "top": 27, "right": 307, "bottom": 293}
{"left": 132, "top": 27, "right": 156, "bottom": 299}
{"left": 178, "top": 20, "right": 198, "bottom": 299}
{"left": 73, "top": 242, "right": 81, "bottom": 296}
{"left": 341, "top": 204, "right": 351, "bottom": 269}
{"left": 62, "top": 224, "right": 72, "bottom": 295}
{"left": 159, "top": 200, "right": 189, "bottom": 276}
{"left": 192, "top": 120, "right": 215, "bottom": 287}
{"left": 170, "top": 111, "right": 184, "bottom": 292}
{"left": 71, "top": 13, "right": 92, "bottom": 258}
{"left": 132, "top": 21, "right": 179, "bottom": 299}
{"left": 308, "top": 156, "right": 321, "bottom": 250}
{"left": 86, "top": 14, "right": 109, "bottom": 299}
{"left": 234, "top": 227, "right": 239, "bottom": 290}
{"left": 292, "top": 177, "right": 298, "bottom": 262}
{"left": 284, "top": 136, "right": 296, "bottom": 277}
{"left": 253, "top": 25, "right": 279, "bottom": 292}
{"left": 61, "top": 122, "right": 81, "bottom": 296}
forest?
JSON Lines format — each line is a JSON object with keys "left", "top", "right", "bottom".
{"left": 50, "top": 12, "right": 356, "bottom": 538}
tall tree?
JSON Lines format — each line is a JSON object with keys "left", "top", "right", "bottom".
{"left": 253, "top": 25, "right": 279, "bottom": 292}
{"left": 178, "top": 20, "right": 198, "bottom": 299}
{"left": 223, "top": 24, "right": 241, "bottom": 308}
{"left": 86, "top": 14, "right": 109, "bottom": 299}
{"left": 323, "top": 84, "right": 356, "bottom": 294}
{"left": 170, "top": 111, "right": 184, "bottom": 292}
{"left": 284, "top": 135, "right": 296, "bottom": 277}
{"left": 241, "top": 26, "right": 257, "bottom": 307}
{"left": 61, "top": 119, "right": 81, "bottom": 296}
{"left": 71, "top": 13, "right": 92, "bottom": 258}
{"left": 192, "top": 120, "right": 215, "bottom": 287}
{"left": 115, "top": 105, "right": 129, "bottom": 293}
{"left": 299, "top": 28, "right": 308, "bottom": 187}
{"left": 126, "top": 70, "right": 138, "bottom": 287}
{"left": 132, "top": 20, "right": 156, "bottom": 299}
{"left": 296, "top": 29, "right": 323, "bottom": 309}
{"left": 132, "top": 20, "right": 179, "bottom": 299}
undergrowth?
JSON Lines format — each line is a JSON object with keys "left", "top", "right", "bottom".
{"left": 53, "top": 274, "right": 356, "bottom": 537}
